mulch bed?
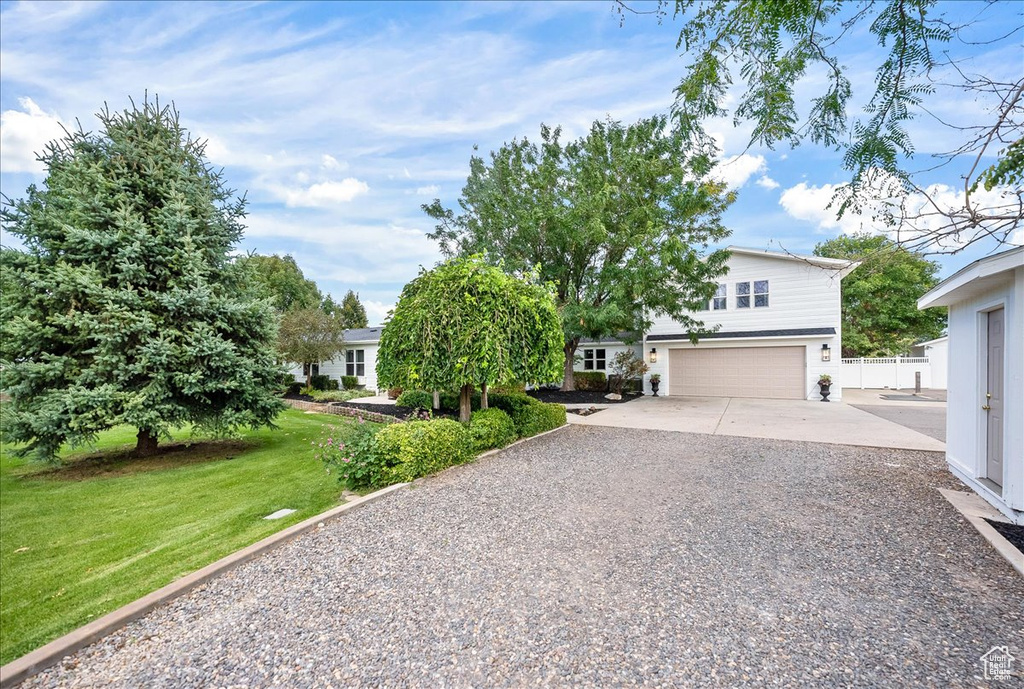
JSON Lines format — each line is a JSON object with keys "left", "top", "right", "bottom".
{"left": 985, "top": 519, "right": 1024, "bottom": 553}
{"left": 328, "top": 401, "right": 421, "bottom": 421}
{"left": 527, "top": 389, "right": 642, "bottom": 405}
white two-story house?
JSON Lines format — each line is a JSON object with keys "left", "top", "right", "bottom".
{"left": 643, "top": 247, "right": 857, "bottom": 401}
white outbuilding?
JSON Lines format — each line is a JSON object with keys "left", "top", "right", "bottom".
{"left": 918, "top": 246, "right": 1024, "bottom": 524}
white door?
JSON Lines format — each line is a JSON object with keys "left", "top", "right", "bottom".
{"left": 985, "top": 309, "right": 1004, "bottom": 487}
{"left": 668, "top": 346, "right": 806, "bottom": 399}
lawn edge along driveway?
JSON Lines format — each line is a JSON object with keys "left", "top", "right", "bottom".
{"left": 0, "top": 483, "right": 409, "bottom": 689}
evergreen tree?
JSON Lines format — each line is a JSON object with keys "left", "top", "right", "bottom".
{"left": 0, "top": 97, "right": 283, "bottom": 461}
{"left": 338, "top": 290, "right": 368, "bottom": 329}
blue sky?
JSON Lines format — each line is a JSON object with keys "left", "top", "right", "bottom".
{"left": 2, "top": 0, "right": 1021, "bottom": 324}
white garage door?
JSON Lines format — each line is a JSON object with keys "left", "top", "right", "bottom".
{"left": 668, "top": 346, "right": 806, "bottom": 399}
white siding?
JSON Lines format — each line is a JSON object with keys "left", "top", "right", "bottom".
{"left": 319, "top": 343, "right": 380, "bottom": 393}
{"left": 944, "top": 266, "right": 1023, "bottom": 521}
{"left": 925, "top": 339, "right": 948, "bottom": 389}
{"left": 645, "top": 251, "right": 846, "bottom": 400}
{"left": 573, "top": 343, "right": 643, "bottom": 374}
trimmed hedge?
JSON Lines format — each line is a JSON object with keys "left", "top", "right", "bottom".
{"left": 489, "top": 393, "right": 566, "bottom": 437}
{"left": 395, "top": 389, "right": 433, "bottom": 410}
{"left": 311, "top": 374, "right": 338, "bottom": 391}
{"left": 468, "top": 408, "right": 517, "bottom": 452}
{"left": 374, "top": 418, "right": 473, "bottom": 483}
{"left": 340, "top": 375, "right": 359, "bottom": 389}
{"left": 573, "top": 371, "right": 607, "bottom": 391}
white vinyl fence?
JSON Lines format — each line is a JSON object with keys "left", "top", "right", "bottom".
{"left": 840, "top": 356, "right": 934, "bottom": 390}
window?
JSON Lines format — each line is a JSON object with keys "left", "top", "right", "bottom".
{"left": 736, "top": 280, "right": 768, "bottom": 308}
{"left": 754, "top": 280, "right": 769, "bottom": 307}
{"left": 712, "top": 283, "right": 727, "bottom": 310}
{"left": 583, "top": 348, "right": 606, "bottom": 371}
{"left": 302, "top": 363, "right": 319, "bottom": 377}
{"left": 345, "top": 349, "right": 365, "bottom": 377}
{"left": 736, "top": 281, "right": 750, "bottom": 308}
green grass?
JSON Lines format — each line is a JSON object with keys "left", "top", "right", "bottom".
{"left": 0, "top": 408, "right": 368, "bottom": 665}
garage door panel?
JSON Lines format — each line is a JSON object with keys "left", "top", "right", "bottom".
{"left": 669, "top": 346, "right": 805, "bottom": 399}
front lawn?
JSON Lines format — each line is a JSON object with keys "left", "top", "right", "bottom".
{"left": 0, "top": 408, "right": 366, "bottom": 665}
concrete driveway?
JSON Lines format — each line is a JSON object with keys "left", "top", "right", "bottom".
{"left": 567, "top": 395, "right": 945, "bottom": 451}
{"left": 22, "top": 426, "right": 1021, "bottom": 687}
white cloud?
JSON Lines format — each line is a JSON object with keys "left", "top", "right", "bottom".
{"left": 413, "top": 184, "right": 440, "bottom": 196}
{"left": 779, "top": 181, "right": 880, "bottom": 235}
{"left": 713, "top": 154, "right": 768, "bottom": 189}
{"left": 280, "top": 178, "right": 369, "bottom": 207}
{"left": 756, "top": 175, "right": 780, "bottom": 190}
{"left": 321, "top": 154, "right": 346, "bottom": 170}
{"left": 0, "top": 98, "right": 67, "bottom": 173}
{"left": 361, "top": 300, "right": 394, "bottom": 326}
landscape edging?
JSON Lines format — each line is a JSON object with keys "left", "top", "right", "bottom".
{"left": 0, "top": 482, "right": 409, "bottom": 689}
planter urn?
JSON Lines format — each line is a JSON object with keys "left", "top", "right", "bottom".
{"left": 819, "top": 382, "right": 831, "bottom": 402}
{"left": 650, "top": 380, "right": 660, "bottom": 397}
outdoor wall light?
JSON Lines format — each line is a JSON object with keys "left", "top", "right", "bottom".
{"left": 821, "top": 344, "right": 831, "bottom": 362}
{"left": 649, "top": 347, "right": 658, "bottom": 364}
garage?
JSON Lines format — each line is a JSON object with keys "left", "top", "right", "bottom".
{"left": 668, "top": 346, "right": 806, "bottom": 399}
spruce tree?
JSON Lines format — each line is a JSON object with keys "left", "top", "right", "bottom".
{"left": 0, "top": 97, "right": 283, "bottom": 461}
{"left": 338, "top": 290, "right": 368, "bottom": 329}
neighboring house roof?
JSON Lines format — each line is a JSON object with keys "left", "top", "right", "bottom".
{"left": 648, "top": 327, "right": 836, "bottom": 342}
{"left": 726, "top": 245, "right": 860, "bottom": 277}
{"left": 343, "top": 327, "right": 383, "bottom": 343}
{"left": 916, "top": 335, "right": 949, "bottom": 347}
{"left": 918, "top": 246, "right": 1024, "bottom": 308}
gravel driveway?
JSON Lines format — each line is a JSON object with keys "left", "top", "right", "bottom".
{"left": 23, "top": 427, "right": 1023, "bottom": 687}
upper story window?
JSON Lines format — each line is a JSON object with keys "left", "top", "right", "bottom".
{"left": 346, "top": 349, "right": 365, "bottom": 376}
{"left": 736, "top": 280, "right": 770, "bottom": 308}
{"left": 712, "top": 283, "right": 727, "bottom": 310}
{"left": 583, "top": 348, "right": 606, "bottom": 370}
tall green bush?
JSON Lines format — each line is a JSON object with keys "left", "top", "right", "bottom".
{"left": 468, "top": 408, "right": 517, "bottom": 452}
{"left": 375, "top": 419, "right": 473, "bottom": 483}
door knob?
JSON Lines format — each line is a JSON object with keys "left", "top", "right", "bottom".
{"left": 982, "top": 405, "right": 991, "bottom": 411}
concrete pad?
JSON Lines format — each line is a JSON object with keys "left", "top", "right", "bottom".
{"left": 841, "top": 388, "right": 947, "bottom": 406}
{"left": 568, "top": 395, "right": 945, "bottom": 452}
{"left": 567, "top": 396, "right": 728, "bottom": 434}
{"left": 344, "top": 395, "right": 395, "bottom": 405}
{"left": 716, "top": 398, "right": 945, "bottom": 451}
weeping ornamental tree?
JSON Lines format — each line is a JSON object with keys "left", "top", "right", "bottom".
{"left": 376, "top": 256, "right": 563, "bottom": 422}
{"left": 0, "top": 97, "right": 283, "bottom": 461}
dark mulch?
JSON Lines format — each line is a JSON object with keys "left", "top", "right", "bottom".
{"left": 283, "top": 392, "right": 317, "bottom": 402}
{"left": 527, "top": 389, "right": 642, "bottom": 405}
{"left": 328, "top": 401, "right": 419, "bottom": 420}
{"left": 985, "top": 519, "right": 1024, "bottom": 553}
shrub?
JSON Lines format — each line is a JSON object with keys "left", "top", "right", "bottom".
{"left": 488, "top": 393, "right": 565, "bottom": 437}
{"left": 516, "top": 400, "right": 567, "bottom": 437}
{"left": 311, "top": 389, "right": 370, "bottom": 403}
{"left": 574, "top": 371, "right": 607, "bottom": 391}
{"left": 313, "top": 419, "right": 384, "bottom": 490}
{"left": 608, "top": 351, "right": 649, "bottom": 394}
{"left": 387, "top": 387, "right": 403, "bottom": 400}
{"left": 491, "top": 383, "right": 526, "bottom": 394}
{"left": 468, "top": 408, "right": 517, "bottom": 452}
{"left": 396, "top": 389, "right": 433, "bottom": 410}
{"left": 311, "top": 374, "right": 338, "bottom": 391}
{"left": 340, "top": 375, "right": 359, "bottom": 390}
{"left": 374, "top": 419, "right": 472, "bottom": 483}
{"left": 284, "top": 381, "right": 303, "bottom": 396}
{"left": 438, "top": 391, "right": 482, "bottom": 413}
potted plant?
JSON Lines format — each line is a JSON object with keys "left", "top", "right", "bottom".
{"left": 649, "top": 373, "right": 661, "bottom": 397}
{"left": 818, "top": 374, "right": 832, "bottom": 402}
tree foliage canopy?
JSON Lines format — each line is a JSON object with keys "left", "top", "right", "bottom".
{"left": 376, "top": 256, "right": 563, "bottom": 418}
{"left": 814, "top": 233, "right": 946, "bottom": 356}
{"left": 337, "top": 290, "right": 368, "bottom": 329}
{"left": 424, "top": 115, "right": 733, "bottom": 389}
{"left": 619, "top": 0, "right": 1023, "bottom": 252}
{"left": 0, "top": 97, "right": 283, "bottom": 460}
{"left": 276, "top": 307, "right": 347, "bottom": 386}
{"left": 240, "top": 254, "right": 322, "bottom": 313}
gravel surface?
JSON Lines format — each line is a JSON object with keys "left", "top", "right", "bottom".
{"left": 23, "top": 427, "right": 1023, "bottom": 687}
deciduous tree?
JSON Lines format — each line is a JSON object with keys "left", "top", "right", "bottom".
{"left": 424, "top": 115, "right": 733, "bottom": 390}
{"left": 376, "top": 256, "right": 563, "bottom": 422}
{"left": 618, "top": 0, "right": 1023, "bottom": 252}
{"left": 814, "top": 233, "right": 946, "bottom": 356}
{"left": 240, "top": 254, "right": 322, "bottom": 313}
{"left": 337, "top": 290, "right": 368, "bottom": 329}
{"left": 0, "top": 97, "right": 282, "bottom": 460}
{"left": 276, "top": 308, "right": 347, "bottom": 388}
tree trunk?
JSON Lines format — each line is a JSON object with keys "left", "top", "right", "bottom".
{"left": 432, "top": 390, "right": 440, "bottom": 411}
{"left": 480, "top": 382, "right": 489, "bottom": 409}
{"left": 134, "top": 428, "right": 159, "bottom": 457}
{"left": 305, "top": 364, "right": 312, "bottom": 390}
{"left": 459, "top": 384, "right": 473, "bottom": 423}
{"left": 560, "top": 339, "right": 580, "bottom": 391}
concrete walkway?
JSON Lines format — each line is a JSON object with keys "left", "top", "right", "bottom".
{"left": 567, "top": 395, "right": 945, "bottom": 451}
